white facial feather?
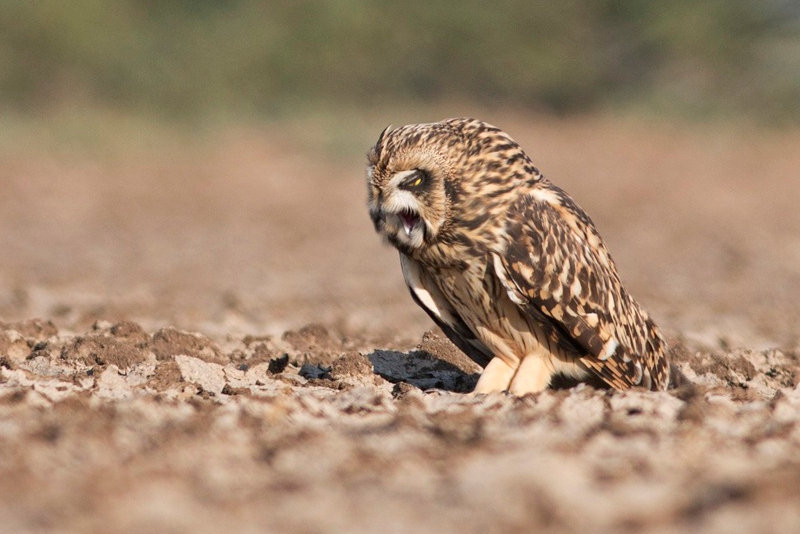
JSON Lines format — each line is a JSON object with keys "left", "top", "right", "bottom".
{"left": 382, "top": 189, "right": 421, "bottom": 215}
{"left": 388, "top": 169, "right": 419, "bottom": 187}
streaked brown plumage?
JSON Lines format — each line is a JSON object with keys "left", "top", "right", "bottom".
{"left": 366, "top": 118, "right": 669, "bottom": 394}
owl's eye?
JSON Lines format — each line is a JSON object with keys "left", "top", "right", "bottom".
{"left": 401, "top": 170, "right": 428, "bottom": 191}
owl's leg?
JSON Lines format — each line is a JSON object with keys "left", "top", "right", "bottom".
{"left": 473, "top": 356, "right": 518, "bottom": 394}
{"left": 508, "top": 355, "right": 552, "bottom": 396}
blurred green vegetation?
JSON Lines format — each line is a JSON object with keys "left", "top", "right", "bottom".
{"left": 1, "top": 0, "right": 799, "bottom": 124}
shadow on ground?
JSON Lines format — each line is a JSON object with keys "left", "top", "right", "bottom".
{"left": 367, "top": 349, "right": 479, "bottom": 393}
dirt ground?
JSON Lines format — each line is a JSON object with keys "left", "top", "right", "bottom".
{"left": 1, "top": 112, "right": 800, "bottom": 533}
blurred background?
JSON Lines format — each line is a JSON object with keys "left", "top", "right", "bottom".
{"left": 1, "top": 1, "right": 799, "bottom": 349}
{"left": 3, "top": 0, "right": 800, "bottom": 122}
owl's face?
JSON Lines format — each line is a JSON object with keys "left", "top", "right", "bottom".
{"left": 366, "top": 166, "right": 445, "bottom": 251}
{"left": 366, "top": 125, "right": 452, "bottom": 253}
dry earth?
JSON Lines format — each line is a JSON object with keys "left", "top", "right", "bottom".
{"left": 1, "top": 112, "right": 800, "bottom": 533}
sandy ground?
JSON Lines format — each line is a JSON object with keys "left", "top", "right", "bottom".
{"left": 1, "top": 112, "right": 800, "bottom": 533}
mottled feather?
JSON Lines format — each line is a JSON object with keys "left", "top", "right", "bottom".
{"left": 367, "top": 117, "right": 670, "bottom": 394}
{"left": 493, "top": 189, "right": 669, "bottom": 390}
{"left": 401, "top": 254, "right": 494, "bottom": 368}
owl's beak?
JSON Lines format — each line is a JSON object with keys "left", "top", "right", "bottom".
{"left": 399, "top": 209, "right": 421, "bottom": 236}
{"left": 371, "top": 204, "right": 425, "bottom": 250}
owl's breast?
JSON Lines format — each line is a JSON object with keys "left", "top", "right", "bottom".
{"left": 429, "top": 260, "right": 581, "bottom": 370}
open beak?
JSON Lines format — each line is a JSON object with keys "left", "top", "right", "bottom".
{"left": 399, "top": 209, "right": 421, "bottom": 236}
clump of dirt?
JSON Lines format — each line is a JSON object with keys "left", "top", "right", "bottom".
{"left": 151, "top": 327, "right": 222, "bottom": 363}
{"left": 266, "top": 352, "right": 290, "bottom": 374}
{"left": 109, "top": 320, "right": 151, "bottom": 345}
{"left": 693, "top": 352, "right": 757, "bottom": 384}
{"left": 329, "top": 351, "right": 384, "bottom": 387}
{"left": 417, "top": 330, "right": 482, "bottom": 374}
{"left": 146, "top": 359, "right": 182, "bottom": 392}
{"left": 60, "top": 334, "right": 148, "bottom": 370}
{"left": 282, "top": 323, "right": 345, "bottom": 366}
{"left": 0, "top": 318, "right": 58, "bottom": 340}
{"left": 330, "top": 351, "right": 373, "bottom": 379}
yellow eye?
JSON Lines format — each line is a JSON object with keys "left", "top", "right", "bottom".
{"left": 412, "top": 177, "right": 422, "bottom": 187}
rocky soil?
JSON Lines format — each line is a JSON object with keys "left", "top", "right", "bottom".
{"left": 2, "top": 114, "right": 800, "bottom": 533}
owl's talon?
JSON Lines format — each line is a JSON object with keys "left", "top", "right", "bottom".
{"left": 472, "top": 356, "right": 517, "bottom": 394}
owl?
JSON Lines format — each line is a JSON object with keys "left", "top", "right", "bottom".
{"left": 366, "top": 118, "right": 670, "bottom": 395}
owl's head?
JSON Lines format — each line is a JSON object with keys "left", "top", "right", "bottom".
{"left": 366, "top": 118, "right": 537, "bottom": 256}
{"left": 366, "top": 120, "right": 465, "bottom": 253}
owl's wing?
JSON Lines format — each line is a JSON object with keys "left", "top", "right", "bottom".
{"left": 400, "top": 253, "right": 494, "bottom": 368}
{"left": 491, "top": 192, "right": 668, "bottom": 390}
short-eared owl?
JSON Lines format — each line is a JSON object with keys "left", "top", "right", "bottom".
{"left": 367, "top": 118, "right": 669, "bottom": 394}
